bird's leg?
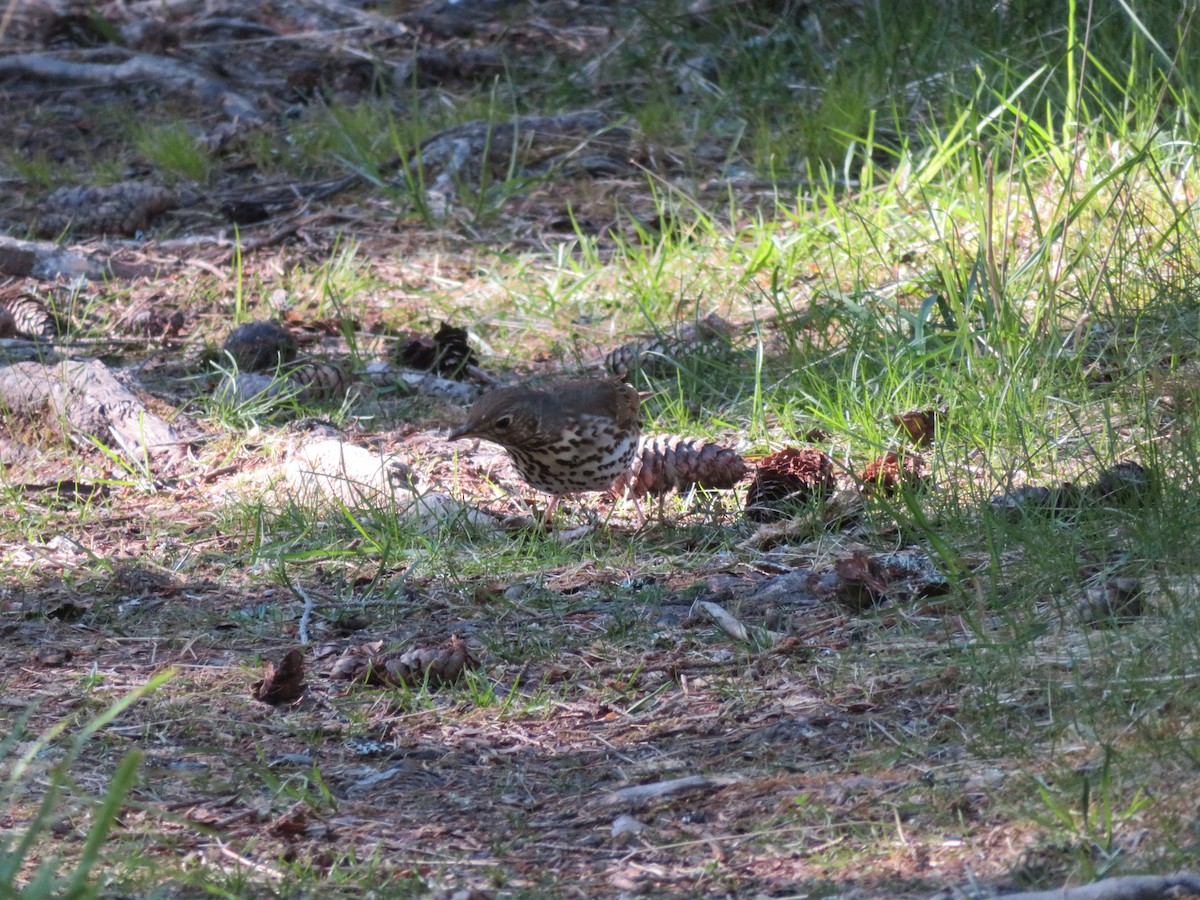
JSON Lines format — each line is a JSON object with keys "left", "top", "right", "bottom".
{"left": 628, "top": 494, "right": 647, "bottom": 528}
{"left": 541, "top": 494, "right": 597, "bottom": 542}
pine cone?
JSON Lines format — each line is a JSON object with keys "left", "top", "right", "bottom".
{"left": 611, "top": 434, "right": 748, "bottom": 500}
{"left": 394, "top": 322, "right": 476, "bottom": 378}
{"left": 377, "top": 637, "right": 476, "bottom": 688}
{"left": 288, "top": 361, "right": 352, "bottom": 402}
{"left": 329, "top": 635, "right": 477, "bottom": 689}
{"left": 860, "top": 451, "right": 927, "bottom": 496}
{"left": 744, "top": 447, "right": 836, "bottom": 522}
{"left": 0, "top": 294, "right": 58, "bottom": 339}
{"left": 251, "top": 648, "right": 306, "bottom": 705}
{"left": 890, "top": 407, "right": 944, "bottom": 446}
{"left": 605, "top": 313, "right": 735, "bottom": 378}
{"left": 38, "top": 181, "right": 177, "bottom": 237}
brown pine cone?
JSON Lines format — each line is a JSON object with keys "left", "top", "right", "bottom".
{"left": 860, "top": 452, "right": 927, "bottom": 496}
{"left": 38, "top": 181, "right": 177, "bottom": 237}
{"left": 288, "top": 361, "right": 352, "bottom": 402}
{"left": 329, "top": 635, "right": 476, "bottom": 689}
{"left": 605, "top": 313, "right": 735, "bottom": 378}
{"left": 251, "top": 648, "right": 306, "bottom": 705}
{"left": 611, "top": 434, "right": 749, "bottom": 500}
{"left": 744, "top": 447, "right": 837, "bottom": 522}
{"left": 395, "top": 322, "right": 476, "bottom": 378}
{"left": 0, "top": 294, "right": 58, "bottom": 339}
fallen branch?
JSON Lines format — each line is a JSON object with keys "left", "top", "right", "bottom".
{"left": 0, "top": 50, "right": 259, "bottom": 121}
{"left": 308, "top": 109, "right": 632, "bottom": 203}
{"left": 597, "top": 775, "right": 741, "bottom": 809}
{"left": 293, "top": 584, "right": 315, "bottom": 647}
{"left": 289, "top": 0, "right": 410, "bottom": 39}
{"left": 0, "top": 359, "right": 192, "bottom": 473}
{"left": 996, "top": 873, "right": 1200, "bottom": 900}
{"left": 0, "top": 235, "right": 160, "bottom": 281}
{"left": 691, "top": 600, "right": 788, "bottom": 647}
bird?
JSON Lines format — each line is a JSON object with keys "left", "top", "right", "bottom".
{"left": 448, "top": 376, "right": 641, "bottom": 518}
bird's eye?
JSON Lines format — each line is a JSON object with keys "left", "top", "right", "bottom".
{"left": 494, "top": 414, "right": 513, "bottom": 430}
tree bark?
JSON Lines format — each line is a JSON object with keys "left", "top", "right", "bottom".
{"left": 0, "top": 359, "right": 191, "bottom": 473}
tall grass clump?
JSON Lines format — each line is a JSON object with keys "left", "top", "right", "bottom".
{"left": 0, "top": 674, "right": 170, "bottom": 897}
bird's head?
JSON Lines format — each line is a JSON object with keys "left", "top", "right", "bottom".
{"left": 448, "top": 387, "right": 543, "bottom": 449}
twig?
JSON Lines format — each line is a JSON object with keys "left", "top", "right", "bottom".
{"left": 293, "top": 584, "right": 315, "bottom": 647}
{"left": 995, "top": 873, "right": 1200, "bottom": 900}
{"left": 597, "top": 774, "right": 741, "bottom": 808}
{"left": 0, "top": 50, "right": 259, "bottom": 121}
{"left": 691, "top": 600, "right": 787, "bottom": 647}
{"left": 215, "top": 843, "right": 285, "bottom": 879}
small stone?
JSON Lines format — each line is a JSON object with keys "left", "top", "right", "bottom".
{"left": 611, "top": 814, "right": 648, "bottom": 838}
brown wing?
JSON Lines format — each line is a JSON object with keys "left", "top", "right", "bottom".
{"left": 550, "top": 378, "right": 639, "bottom": 429}
{"left": 607, "top": 379, "right": 641, "bottom": 432}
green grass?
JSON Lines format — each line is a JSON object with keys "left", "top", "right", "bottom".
{"left": 0, "top": 676, "right": 170, "bottom": 899}
{"left": 3, "top": 150, "right": 55, "bottom": 188}
{"left": 131, "top": 122, "right": 215, "bottom": 183}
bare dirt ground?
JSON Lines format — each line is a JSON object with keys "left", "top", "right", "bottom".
{"left": 2, "top": 2, "right": 1185, "bottom": 898}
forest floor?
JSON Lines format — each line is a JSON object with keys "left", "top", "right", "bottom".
{"left": 2, "top": 1, "right": 1198, "bottom": 898}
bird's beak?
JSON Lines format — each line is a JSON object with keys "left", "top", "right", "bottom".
{"left": 448, "top": 423, "right": 472, "bottom": 441}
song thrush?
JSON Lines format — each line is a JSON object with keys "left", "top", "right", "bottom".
{"left": 449, "top": 377, "right": 641, "bottom": 515}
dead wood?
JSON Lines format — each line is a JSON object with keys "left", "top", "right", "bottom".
{"left": 0, "top": 358, "right": 191, "bottom": 472}
{"left": 284, "top": 0, "right": 411, "bottom": 39}
{"left": 598, "top": 774, "right": 742, "bottom": 809}
{"left": 997, "top": 873, "right": 1200, "bottom": 900}
{"left": 0, "top": 235, "right": 162, "bottom": 281}
{"left": 0, "top": 49, "right": 260, "bottom": 121}
{"left": 692, "top": 599, "right": 787, "bottom": 646}
{"left": 251, "top": 439, "right": 494, "bottom": 533}
{"left": 149, "top": 219, "right": 305, "bottom": 260}
{"left": 0, "top": 234, "right": 113, "bottom": 281}
{"left": 125, "top": 0, "right": 207, "bottom": 17}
